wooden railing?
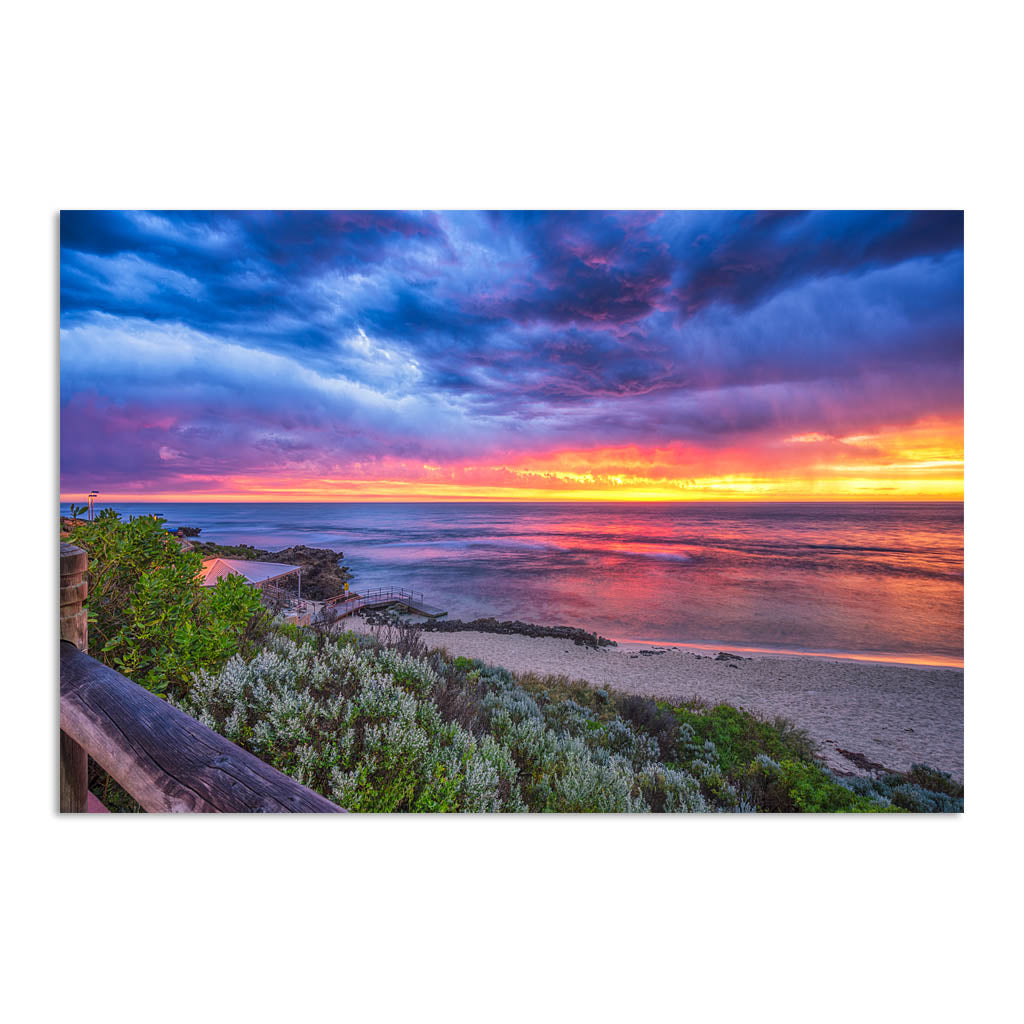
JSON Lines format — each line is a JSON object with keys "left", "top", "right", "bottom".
{"left": 58, "top": 543, "right": 343, "bottom": 813}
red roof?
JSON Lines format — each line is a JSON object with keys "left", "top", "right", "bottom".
{"left": 199, "top": 557, "right": 301, "bottom": 587}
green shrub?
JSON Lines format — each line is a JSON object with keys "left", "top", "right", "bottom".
{"left": 68, "top": 509, "right": 268, "bottom": 697}
{"left": 616, "top": 695, "right": 685, "bottom": 759}
{"left": 672, "top": 703, "right": 815, "bottom": 777}
{"left": 907, "top": 764, "right": 964, "bottom": 799}
{"left": 518, "top": 672, "right": 620, "bottom": 721}
{"left": 839, "top": 768, "right": 963, "bottom": 812}
{"left": 745, "top": 756, "right": 896, "bottom": 813}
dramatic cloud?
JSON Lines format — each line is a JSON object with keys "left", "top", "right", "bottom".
{"left": 59, "top": 210, "right": 963, "bottom": 500}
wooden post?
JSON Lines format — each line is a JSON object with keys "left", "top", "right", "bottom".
{"left": 60, "top": 544, "right": 88, "bottom": 653}
{"left": 60, "top": 543, "right": 89, "bottom": 812}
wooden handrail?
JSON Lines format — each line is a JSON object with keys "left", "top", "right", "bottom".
{"left": 60, "top": 642, "right": 344, "bottom": 813}
{"left": 58, "top": 540, "right": 342, "bottom": 813}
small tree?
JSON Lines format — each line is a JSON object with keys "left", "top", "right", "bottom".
{"left": 67, "top": 509, "right": 269, "bottom": 698}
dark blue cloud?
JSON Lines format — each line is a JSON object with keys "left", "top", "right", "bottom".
{"left": 60, "top": 210, "right": 453, "bottom": 353}
{"left": 59, "top": 210, "right": 963, "bottom": 491}
{"left": 666, "top": 210, "right": 963, "bottom": 315}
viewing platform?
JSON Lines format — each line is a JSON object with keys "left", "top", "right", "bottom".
{"left": 189, "top": 556, "right": 446, "bottom": 625}
{"left": 321, "top": 586, "right": 447, "bottom": 620}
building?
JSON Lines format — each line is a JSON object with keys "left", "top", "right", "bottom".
{"left": 199, "top": 557, "right": 303, "bottom": 598}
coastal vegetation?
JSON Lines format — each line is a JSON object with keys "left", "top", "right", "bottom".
{"left": 173, "top": 626, "right": 962, "bottom": 813}
{"left": 65, "top": 514, "right": 963, "bottom": 813}
{"left": 66, "top": 509, "right": 269, "bottom": 697}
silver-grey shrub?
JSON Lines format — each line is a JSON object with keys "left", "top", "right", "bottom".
{"left": 175, "top": 635, "right": 504, "bottom": 812}
{"left": 175, "top": 634, "right": 708, "bottom": 813}
{"left": 481, "top": 665, "right": 704, "bottom": 812}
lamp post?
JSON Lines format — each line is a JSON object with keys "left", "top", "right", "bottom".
{"left": 87, "top": 491, "right": 98, "bottom": 521}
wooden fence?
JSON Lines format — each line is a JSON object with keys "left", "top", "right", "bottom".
{"left": 58, "top": 543, "right": 343, "bottom": 813}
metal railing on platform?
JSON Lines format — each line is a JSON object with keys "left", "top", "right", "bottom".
{"left": 320, "top": 586, "right": 432, "bottom": 620}
{"left": 323, "top": 586, "right": 425, "bottom": 608}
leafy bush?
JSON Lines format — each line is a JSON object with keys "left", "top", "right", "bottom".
{"left": 838, "top": 769, "right": 963, "bottom": 812}
{"left": 745, "top": 756, "right": 895, "bottom": 813}
{"left": 67, "top": 509, "right": 269, "bottom": 697}
{"left": 616, "top": 694, "right": 685, "bottom": 759}
{"left": 362, "top": 609, "right": 427, "bottom": 658}
{"left": 907, "top": 763, "right": 964, "bottom": 799}
{"left": 671, "top": 703, "right": 815, "bottom": 777}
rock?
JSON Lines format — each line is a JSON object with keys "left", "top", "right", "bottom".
{"left": 836, "top": 748, "right": 891, "bottom": 774}
{"left": 415, "top": 616, "right": 616, "bottom": 648}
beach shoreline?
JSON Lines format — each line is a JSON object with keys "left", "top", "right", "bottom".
{"left": 605, "top": 637, "right": 963, "bottom": 671}
{"left": 344, "top": 616, "right": 964, "bottom": 781}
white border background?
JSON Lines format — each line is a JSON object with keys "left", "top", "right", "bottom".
{"left": 4, "top": 1, "right": 1020, "bottom": 1021}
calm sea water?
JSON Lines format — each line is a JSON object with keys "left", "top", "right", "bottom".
{"left": 63, "top": 502, "right": 964, "bottom": 666}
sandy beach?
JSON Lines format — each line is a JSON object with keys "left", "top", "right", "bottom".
{"left": 347, "top": 617, "right": 964, "bottom": 780}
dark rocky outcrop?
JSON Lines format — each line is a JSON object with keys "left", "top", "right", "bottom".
{"left": 835, "top": 748, "right": 891, "bottom": 774}
{"left": 413, "top": 616, "right": 615, "bottom": 649}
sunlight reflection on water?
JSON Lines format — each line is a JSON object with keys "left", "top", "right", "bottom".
{"left": 71, "top": 501, "right": 963, "bottom": 664}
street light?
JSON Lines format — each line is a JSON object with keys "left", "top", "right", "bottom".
{"left": 87, "top": 491, "right": 98, "bottom": 521}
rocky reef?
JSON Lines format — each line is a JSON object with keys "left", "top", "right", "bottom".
{"left": 413, "top": 616, "right": 616, "bottom": 649}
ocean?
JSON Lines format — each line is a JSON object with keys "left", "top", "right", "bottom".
{"left": 63, "top": 501, "right": 964, "bottom": 667}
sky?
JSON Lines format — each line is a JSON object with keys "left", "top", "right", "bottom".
{"left": 59, "top": 210, "right": 963, "bottom": 502}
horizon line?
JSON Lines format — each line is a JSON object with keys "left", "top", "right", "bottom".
{"left": 60, "top": 494, "right": 965, "bottom": 505}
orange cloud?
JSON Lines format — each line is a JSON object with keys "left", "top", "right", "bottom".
{"left": 62, "top": 415, "right": 963, "bottom": 503}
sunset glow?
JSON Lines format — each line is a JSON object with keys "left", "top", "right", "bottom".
{"left": 60, "top": 211, "right": 963, "bottom": 503}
